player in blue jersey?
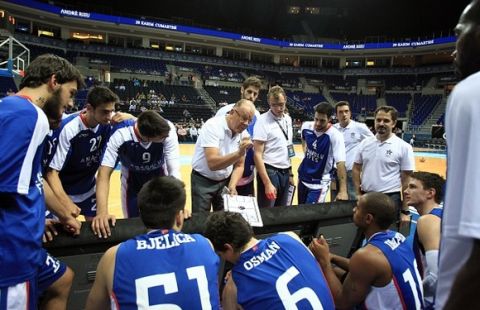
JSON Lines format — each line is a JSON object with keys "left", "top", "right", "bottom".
{"left": 205, "top": 211, "right": 335, "bottom": 310}
{"left": 0, "top": 54, "right": 83, "bottom": 309}
{"left": 93, "top": 110, "right": 181, "bottom": 238}
{"left": 404, "top": 172, "right": 444, "bottom": 308}
{"left": 86, "top": 176, "right": 221, "bottom": 309}
{"left": 298, "top": 102, "right": 348, "bottom": 204}
{"left": 215, "top": 76, "right": 262, "bottom": 196}
{"left": 310, "top": 192, "right": 424, "bottom": 309}
{"left": 45, "top": 86, "right": 133, "bottom": 220}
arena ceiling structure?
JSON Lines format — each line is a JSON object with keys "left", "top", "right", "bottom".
{"left": 41, "top": 0, "right": 470, "bottom": 42}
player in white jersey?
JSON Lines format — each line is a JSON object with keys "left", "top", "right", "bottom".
{"left": 333, "top": 101, "right": 374, "bottom": 200}
{"left": 298, "top": 102, "right": 347, "bottom": 204}
{"left": 436, "top": 2, "right": 480, "bottom": 308}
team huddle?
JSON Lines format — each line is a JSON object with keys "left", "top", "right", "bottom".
{"left": 2, "top": 1, "right": 480, "bottom": 308}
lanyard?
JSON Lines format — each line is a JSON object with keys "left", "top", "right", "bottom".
{"left": 274, "top": 117, "right": 289, "bottom": 141}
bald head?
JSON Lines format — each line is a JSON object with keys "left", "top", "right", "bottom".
{"left": 228, "top": 99, "right": 256, "bottom": 133}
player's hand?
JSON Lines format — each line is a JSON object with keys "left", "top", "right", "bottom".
{"left": 399, "top": 213, "right": 411, "bottom": 229}
{"left": 91, "top": 214, "right": 116, "bottom": 239}
{"left": 67, "top": 202, "right": 81, "bottom": 218}
{"left": 59, "top": 215, "right": 82, "bottom": 236}
{"left": 227, "top": 185, "right": 238, "bottom": 196}
{"left": 265, "top": 182, "right": 277, "bottom": 201}
{"left": 43, "top": 219, "right": 59, "bottom": 243}
{"left": 309, "top": 235, "right": 331, "bottom": 269}
{"left": 238, "top": 138, "right": 253, "bottom": 156}
{"left": 111, "top": 112, "right": 134, "bottom": 123}
{"left": 335, "top": 191, "right": 348, "bottom": 201}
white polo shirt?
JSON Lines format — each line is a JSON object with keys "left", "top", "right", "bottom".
{"left": 354, "top": 134, "right": 414, "bottom": 193}
{"left": 436, "top": 72, "right": 480, "bottom": 309}
{"left": 192, "top": 115, "right": 248, "bottom": 181}
{"left": 334, "top": 120, "right": 374, "bottom": 171}
{"left": 253, "top": 111, "right": 293, "bottom": 169}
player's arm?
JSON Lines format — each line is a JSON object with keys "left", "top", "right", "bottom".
{"left": 92, "top": 165, "right": 116, "bottom": 238}
{"left": 45, "top": 169, "right": 81, "bottom": 217}
{"left": 44, "top": 180, "right": 81, "bottom": 236}
{"left": 85, "top": 245, "right": 117, "bottom": 310}
{"left": 417, "top": 215, "right": 441, "bottom": 296}
{"left": 253, "top": 140, "right": 276, "bottom": 200}
{"left": 310, "top": 237, "right": 380, "bottom": 309}
{"left": 352, "top": 163, "right": 362, "bottom": 197}
{"left": 205, "top": 137, "right": 252, "bottom": 171}
{"left": 228, "top": 154, "right": 246, "bottom": 195}
{"left": 335, "top": 161, "right": 348, "bottom": 201}
{"left": 330, "top": 253, "right": 351, "bottom": 272}
{"left": 222, "top": 273, "right": 243, "bottom": 310}
{"left": 301, "top": 136, "right": 306, "bottom": 154}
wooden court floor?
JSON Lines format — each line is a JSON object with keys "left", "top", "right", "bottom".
{"left": 105, "top": 144, "right": 446, "bottom": 219}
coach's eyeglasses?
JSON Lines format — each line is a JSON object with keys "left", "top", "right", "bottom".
{"left": 232, "top": 109, "right": 253, "bottom": 125}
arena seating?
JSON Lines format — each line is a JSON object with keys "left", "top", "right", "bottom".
{"left": 410, "top": 94, "right": 442, "bottom": 126}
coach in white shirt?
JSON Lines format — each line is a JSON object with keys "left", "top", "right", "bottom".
{"left": 352, "top": 106, "right": 414, "bottom": 226}
{"left": 191, "top": 99, "right": 255, "bottom": 212}
{"left": 333, "top": 101, "right": 374, "bottom": 200}
{"left": 253, "top": 86, "right": 294, "bottom": 208}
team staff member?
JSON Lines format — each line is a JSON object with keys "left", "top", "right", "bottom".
{"left": 0, "top": 54, "right": 83, "bottom": 309}
{"left": 253, "top": 86, "right": 294, "bottom": 208}
{"left": 353, "top": 106, "right": 414, "bottom": 225}
{"left": 310, "top": 192, "right": 424, "bottom": 309}
{"left": 205, "top": 211, "right": 335, "bottom": 310}
{"left": 191, "top": 99, "right": 255, "bottom": 212}
{"left": 404, "top": 172, "right": 444, "bottom": 308}
{"left": 93, "top": 110, "right": 180, "bottom": 238}
{"left": 298, "top": 102, "right": 347, "bottom": 204}
{"left": 333, "top": 101, "right": 374, "bottom": 200}
{"left": 86, "top": 176, "right": 221, "bottom": 309}
{"left": 215, "top": 76, "right": 262, "bottom": 196}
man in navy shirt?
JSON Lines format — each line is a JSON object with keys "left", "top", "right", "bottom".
{"left": 0, "top": 54, "right": 83, "bottom": 309}
{"left": 86, "top": 176, "right": 220, "bottom": 309}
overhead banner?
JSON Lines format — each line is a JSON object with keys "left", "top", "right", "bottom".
{"left": 9, "top": 0, "right": 456, "bottom": 51}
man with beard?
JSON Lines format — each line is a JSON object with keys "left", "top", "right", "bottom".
{"left": 436, "top": 1, "right": 480, "bottom": 308}
{"left": 0, "top": 54, "right": 83, "bottom": 309}
{"left": 297, "top": 102, "right": 348, "bottom": 204}
{"left": 215, "top": 76, "right": 262, "bottom": 196}
{"left": 352, "top": 106, "right": 414, "bottom": 227}
{"left": 45, "top": 86, "right": 133, "bottom": 220}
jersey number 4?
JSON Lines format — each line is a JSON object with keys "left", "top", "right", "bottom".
{"left": 135, "top": 265, "right": 212, "bottom": 309}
